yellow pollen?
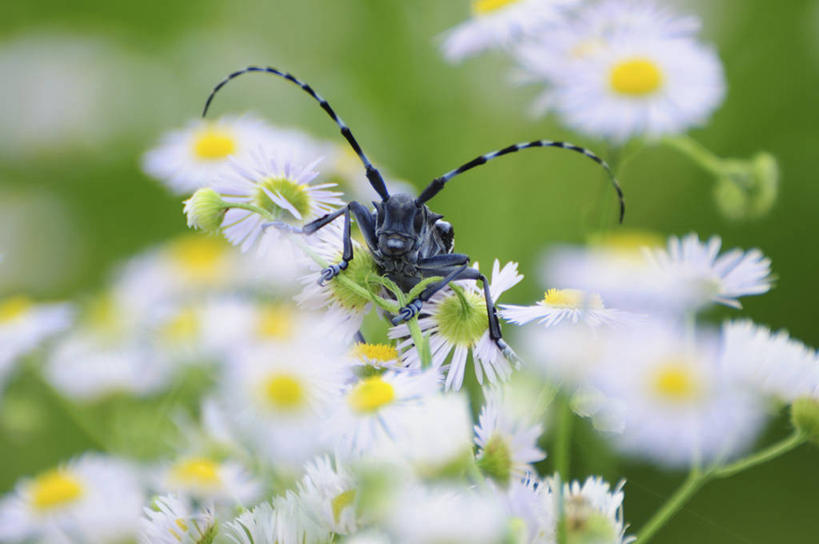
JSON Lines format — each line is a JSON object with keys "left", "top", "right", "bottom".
{"left": 170, "top": 458, "right": 222, "bottom": 486}
{"left": 610, "top": 57, "right": 664, "bottom": 96}
{"left": 264, "top": 374, "right": 306, "bottom": 411}
{"left": 0, "top": 295, "right": 32, "bottom": 323}
{"left": 348, "top": 376, "right": 396, "bottom": 414}
{"left": 651, "top": 360, "right": 701, "bottom": 402}
{"left": 256, "top": 305, "right": 294, "bottom": 340}
{"left": 192, "top": 127, "right": 237, "bottom": 160}
{"left": 472, "top": 0, "right": 520, "bottom": 15}
{"left": 161, "top": 309, "right": 198, "bottom": 344}
{"left": 166, "top": 235, "right": 229, "bottom": 284}
{"left": 30, "top": 469, "right": 84, "bottom": 511}
{"left": 352, "top": 343, "right": 398, "bottom": 364}
{"left": 542, "top": 288, "right": 604, "bottom": 310}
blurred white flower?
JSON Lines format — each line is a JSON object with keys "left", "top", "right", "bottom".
{"left": 501, "top": 287, "right": 630, "bottom": 328}
{"left": 139, "top": 494, "right": 216, "bottom": 544}
{"left": 721, "top": 320, "right": 819, "bottom": 402}
{"left": 142, "top": 115, "right": 283, "bottom": 194}
{"left": 298, "top": 456, "right": 359, "bottom": 535}
{"left": 441, "top": 0, "right": 580, "bottom": 63}
{"left": 157, "top": 456, "right": 260, "bottom": 507}
{"left": 549, "top": 476, "right": 635, "bottom": 544}
{"left": 0, "top": 454, "right": 144, "bottom": 543}
{"left": 504, "top": 476, "right": 556, "bottom": 544}
{"left": 391, "top": 260, "right": 523, "bottom": 391}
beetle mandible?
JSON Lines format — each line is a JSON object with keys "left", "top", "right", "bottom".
{"left": 203, "top": 66, "right": 625, "bottom": 358}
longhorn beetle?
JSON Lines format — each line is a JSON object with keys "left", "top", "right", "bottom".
{"left": 203, "top": 66, "right": 625, "bottom": 358}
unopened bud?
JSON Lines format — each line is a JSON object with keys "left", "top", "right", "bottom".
{"left": 791, "top": 397, "right": 819, "bottom": 444}
{"left": 713, "top": 152, "right": 779, "bottom": 221}
{"left": 183, "top": 188, "right": 227, "bottom": 233}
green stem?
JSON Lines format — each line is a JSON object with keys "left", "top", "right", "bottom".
{"left": 407, "top": 318, "right": 432, "bottom": 369}
{"left": 638, "top": 431, "right": 807, "bottom": 542}
{"left": 711, "top": 431, "right": 806, "bottom": 479}
{"left": 661, "top": 135, "right": 723, "bottom": 177}
{"left": 553, "top": 396, "right": 573, "bottom": 480}
{"left": 637, "top": 470, "right": 707, "bottom": 544}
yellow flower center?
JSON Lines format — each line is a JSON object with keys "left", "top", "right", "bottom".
{"left": 348, "top": 376, "right": 396, "bottom": 414}
{"left": 331, "top": 489, "right": 356, "bottom": 524}
{"left": 650, "top": 360, "right": 702, "bottom": 402}
{"left": 166, "top": 235, "right": 229, "bottom": 284}
{"left": 352, "top": 343, "right": 398, "bottom": 364}
{"left": 0, "top": 295, "right": 32, "bottom": 323}
{"left": 253, "top": 177, "right": 312, "bottom": 220}
{"left": 30, "top": 469, "right": 84, "bottom": 511}
{"left": 472, "top": 0, "right": 520, "bottom": 15}
{"left": 589, "top": 229, "right": 664, "bottom": 251}
{"left": 542, "top": 288, "right": 604, "bottom": 310}
{"left": 170, "top": 458, "right": 222, "bottom": 487}
{"left": 192, "top": 127, "right": 237, "bottom": 160}
{"left": 264, "top": 373, "right": 306, "bottom": 411}
{"left": 610, "top": 57, "right": 664, "bottom": 96}
{"left": 436, "top": 290, "right": 488, "bottom": 347}
{"left": 161, "top": 308, "right": 199, "bottom": 344}
{"left": 256, "top": 305, "right": 293, "bottom": 340}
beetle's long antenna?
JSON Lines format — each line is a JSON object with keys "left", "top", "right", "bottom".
{"left": 203, "top": 66, "right": 390, "bottom": 200}
{"left": 417, "top": 140, "right": 625, "bottom": 223}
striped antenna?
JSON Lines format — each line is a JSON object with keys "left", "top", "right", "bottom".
{"left": 416, "top": 140, "right": 625, "bottom": 223}
{"left": 202, "top": 66, "right": 390, "bottom": 200}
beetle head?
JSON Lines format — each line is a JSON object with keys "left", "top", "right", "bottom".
{"left": 374, "top": 194, "right": 429, "bottom": 256}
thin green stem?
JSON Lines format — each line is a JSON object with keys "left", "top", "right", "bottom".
{"left": 711, "top": 431, "right": 806, "bottom": 479}
{"left": 552, "top": 396, "right": 573, "bottom": 480}
{"left": 638, "top": 431, "right": 807, "bottom": 542}
{"left": 407, "top": 318, "right": 432, "bottom": 369}
{"left": 637, "top": 470, "right": 707, "bottom": 544}
{"left": 661, "top": 135, "right": 723, "bottom": 177}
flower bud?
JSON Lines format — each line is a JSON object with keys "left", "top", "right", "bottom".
{"left": 183, "top": 188, "right": 228, "bottom": 233}
{"left": 713, "top": 152, "right": 779, "bottom": 220}
{"left": 791, "top": 397, "right": 819, "bottom": 444}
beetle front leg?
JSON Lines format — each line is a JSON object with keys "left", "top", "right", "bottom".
{"left": 390, "top": 254, "right": 470, "bottom": 325}
{"left": 318, "top": 205, "right": 353, "bottom": 285}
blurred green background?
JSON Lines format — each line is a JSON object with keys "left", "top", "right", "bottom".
{"left": 1, "top": 0, "right": 818, "bottom": 541}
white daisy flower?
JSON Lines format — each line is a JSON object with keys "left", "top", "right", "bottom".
{"left": 548, "top": 476, "right": 635, "bottom": 544}
{"left": 369, "top": 393, "right": 474, "bottom": 478}
{"left": 325, "top": 369, "right": 441, "bottom": 455}
{"left": 536, "top": 27, "right": 724, "bottom": 142}
{"left": 501, "top": 287, "right": 630, "bottom": 328}
{"left": 504, "top": 476, "right": 556, "bottom": 544}
{"left": 139, "top": 495, "right": 216, "bottom": 544}
{"left": 390, "top": 259, "right": 523, "bottom": 391}
{"left": 220, "top": 340, "right": 351, "bottom": 467}
{"left": 0, "top": 296, "right": 73, "bottom": 391}
{"left": 224, "top": 497, "right": 331, "bottom": 544}
{"left": 297, "top": 221, "right": 381, "bottom": 339}
{"left": 297, "top": 456, "right": 359, "bottom": 535}
{"left": 157, "top": 456, "right": 260, "bottom": 507}
{"left": 441, "top": 0, "right": 580, "bottom": 63}
{"left": 215, "top": 149, "right": 343, "bottom": 253}
{"left": 142, "top": 115, "right": 280, "bottom": 194}
{"left": 386, "top": 484, "right": 508, "bottom": 544}
{"left": 224, "top": 502, "right": 277, "bottom": 544}
{"left": 349, "top": 342, "right": 404, "bottom": 370}
{"left": 0, "top": 454, "right": 144, "bottom": 543}
{"left": 475, "top": 385, "right": 546, "bottom": 486}
{"left": 647, "top": 233, "right": 773, "bottom": 310}
{"left": 590, "top": 321, "right": 765, "bottom": 467}
{"left": 721, "top": 320, "right": 819, "bottom": 403}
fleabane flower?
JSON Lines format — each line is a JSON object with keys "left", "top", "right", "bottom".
{"left": 0, "top": 295, "right": 72, "bottom": 391}
{"left": 390, "top": 260, "right": 523, "bottom": 391}
{"left": 220, "top": 339, "right": 352, "bottom": 467}
{"left": 157, "top": 456, "right": 260, "bottom": 507}
{"left": 215, "top": 149, "right": 343, "bottom": 253}
{"left": 349, "top": 342, "right": 403, "bottom": 370}
{"left": 0, "top": 454, "right": 144, "bottom": 543}
{"left": 142, "top": 115, "right": 280, "bottom": 194}
{"left": 223, "top": 494, "right": 331, "bottom": 544}
{"left": 646, "top": 233, "right": 772, "bottom": 310}
{"left": 139, "top": 495, "right": 216, "bottom": 544}
{"left": 441, "top": 0, "right": 580, "bottom": 63}
{"left": 297, "top": 456, "right": 359, "bottom": 535}
{"left": 325, "top": 369, "right": 441, "bottom": 454}
{"left": 721, "top": 320, "right": 819, "bottom": 403}
{"left": 501, "top": 287, "right": 628, "bottom": 328}
{"left": 475, "top": 385, "right": 546, "bottom": 486}
{"left": 547, "top": 476, "right": 635, "bottom": 544}
{"left": 590, "top": 321, "right": 765, "bottom": 467}
{"left": 297, "top": 221, "right": 381, "bottom": 339}
{"left": 504, "top": 476, "right": 556, "bottom": 544}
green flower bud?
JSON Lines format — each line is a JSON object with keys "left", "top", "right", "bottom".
{"left": 791, "top": 397, "right": 819, "bottom": 444}
{"left": 713, "top": 152, "right": 779, "bottom": 221}
{"left": 183, "top": 188, "right": 228, "bottom": 233}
